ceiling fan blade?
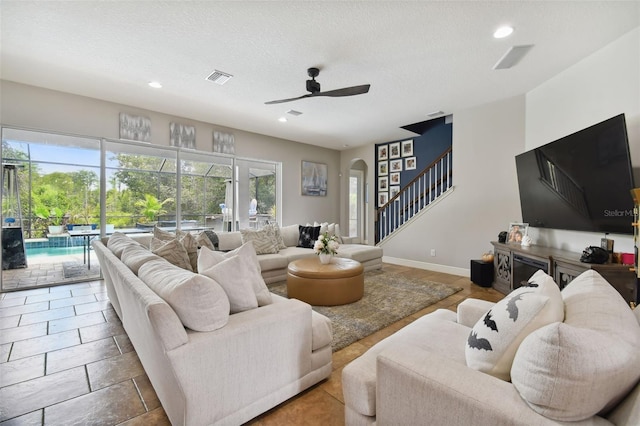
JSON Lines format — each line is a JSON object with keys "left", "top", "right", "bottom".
{"left": 264, "top": 94, "right": 313, "bottom": 105}
{"left": 315, "top": 84, "right": 370, "bottom": 98}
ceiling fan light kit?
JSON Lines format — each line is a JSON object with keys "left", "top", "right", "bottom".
{"left": 265, "top": 67, "right": 370, "bottom": 105}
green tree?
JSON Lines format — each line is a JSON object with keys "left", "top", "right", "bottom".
{"left": 135, "top": 194, "right": 174, "bottom": 223}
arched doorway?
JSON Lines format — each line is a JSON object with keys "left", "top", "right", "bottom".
{"left": 349, "top": 159, "right": 367, "bottom": 243}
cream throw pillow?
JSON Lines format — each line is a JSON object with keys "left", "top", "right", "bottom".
{"left": 280, "top": 224, "right": 300, "bottom": 247}
{"left": 138, "top": 258, "right": 230, "bottom": 332}
{"left": 240, "top": 228, "right": 279, "bottom": 254}
{"left": 465, "top": 270, "right": 564, "bottom": 381}
{"left": 511, "top": 270, "right": 640, "bottom": 421}
{"left": 150, "top": 237, "right": 193, "bottom": 271}
{"left": 199, "top": 255, "right": 259, "bottom": 313}
{"left": 198, "top": 244, "right": 272, "bottom": 306}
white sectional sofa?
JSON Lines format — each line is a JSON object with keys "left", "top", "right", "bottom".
{"left": 342, "top": 270, "right": 640, "bottom": 425}
{"left": 215, "top": 224, "right": 383, "bottom": 283}
{"left": 93, "top": 231, "right": 334, "bottom": 425}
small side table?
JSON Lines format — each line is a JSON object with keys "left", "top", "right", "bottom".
{"left": 470, "top": 259, "right": 494, "bottom": 288}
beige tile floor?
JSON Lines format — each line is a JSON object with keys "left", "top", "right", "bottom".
{"left": 0, "top": 264, "right": 504, "bottom": 425}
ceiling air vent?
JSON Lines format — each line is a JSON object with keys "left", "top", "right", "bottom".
{"left": 206, "top": 70, "right": 233, "bottom": 85}
{"left": 286, "top": 109, "right": 303, "bottom": 116}
{"left": 493, "top": 45, "right": 534, "bottom": 70}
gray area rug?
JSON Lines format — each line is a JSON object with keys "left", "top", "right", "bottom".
{"left": 62, "top": 261, "right": 100, "bottom": 279}
{"left": 268, "top": 269, "right": 462, "bottom": 352}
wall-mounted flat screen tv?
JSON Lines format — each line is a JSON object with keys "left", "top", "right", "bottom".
{"left": 515, "top": 113, "right": 634, "bottom": 235}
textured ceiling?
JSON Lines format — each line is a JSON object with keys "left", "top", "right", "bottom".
{"left": 1, "top": 1, "right": 638, "bottom": 150}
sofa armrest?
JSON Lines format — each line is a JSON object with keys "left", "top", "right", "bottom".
{"left": 165, "top": 297, "right": 322, "bottom": 424}
{"left": 376, "top": 344, "right": 559, "bottom": 426}
{"left": 457, "top": 298, "right": 495, "bottom": 327}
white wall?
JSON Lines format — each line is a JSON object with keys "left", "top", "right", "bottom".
{"left": 525, "top": 27, "right": 640, "bottom": 254}
{"left": 0, "top": 80, "right": 341, "bottom": 226}
{"left": 378, "top": 95, "right": 526, "bottom": 274}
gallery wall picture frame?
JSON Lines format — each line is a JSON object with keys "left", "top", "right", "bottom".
{"left": 377, "top": 144, "right": 388, "bottom": 161}
{"left": 119, "top": 113, "right": 151, "bottom": 142}
{"left": 390, "top": 185, "right": 400, "bottom": 199}
{"left": 301, "top": 160, "right": 327, "bottom": 196}
{"left": 170, "top": 122, "right": 196, "bottom": 149}
{"left": 507, "top": 222, "right": 529, "bottom": 244}
{"left": 213, "top": 131, "right": 235, "bottom": 154}
{"left": 378, "top": 192, "right": 388, "bottom": 207}
{"left": 378, "top": 161, "right": 388, "bottom": 176}
{"left": 378, "top": 176, "right": 388, "bottom": 191}
{"left": 402, "top": 139, "right": 414, "bottom": 157}
{"left": 405, "top": 156, "right": 417, "bottom": 170}
{"left": 389, "top": 142, "right": 401, "bottom": 159}
{"left": 390, "top": 159, "right": 403, "bottom": 172}
{"left": 390, "top": 172, "right": 400, "bottom": 185}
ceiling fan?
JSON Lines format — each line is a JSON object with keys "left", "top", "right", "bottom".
{"left": 265, "top": 67, "right": 370, "bottom": 105}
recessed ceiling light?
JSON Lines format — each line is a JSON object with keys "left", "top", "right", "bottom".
{"left": 494, "top": 26, "right": 514, "bottom": 39}
{"left": 148, "top": 81, "right": 162, "bottom": 89}
{"left": 278, "top": 117, "right": 287, "bottom": 123}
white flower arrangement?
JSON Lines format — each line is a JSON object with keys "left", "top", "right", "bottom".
{"left": 314, "top": 232, "right": 339, "bottom": 256}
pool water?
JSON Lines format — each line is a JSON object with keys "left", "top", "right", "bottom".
{"left": 26, "top": 246, "right": 85, "bottom": 259}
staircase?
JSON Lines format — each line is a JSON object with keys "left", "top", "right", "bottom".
{"left": 375, "top": 147, "right": 452, "bottom": 244}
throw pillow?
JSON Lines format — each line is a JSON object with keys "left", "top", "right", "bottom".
{"left": 179, "top": 232, "right": 199, "bottom": 272}
{"left": 106, "top": 232, "right": 140, "bottom": 258}
{"left": 199, "top": 254, "right": 259, "bottom": 313}
{"left": 511, "top": 270, "right": 640, "bottom": 421}
{"left": 138, "top": 258, "right": 230, "bottom": 331}
{"left": 195, "top": 230, "right": 219, "bottom": 251}
{"left": 153, "top": 225, "right": 176, "bottom": 241}
{"left": 297, "top": 225, "right": 321, "bottom": 249}
{"left": 198, "top": 244, "right": 273, "bottom": 306}
{"left": 280, "top": 224, "right": 300, "bottom": 247}
{"left": 465, "top": 270, "right": 564, "bottom": 381}
{"left": 150, "top": 237, "right": 193, "bottom": 271}
{"left": 263, "top": 223, "right": 287, "bottom": 249}
{"left": 120, "top": 244, "right": 159, "bottom": 275}
{"left": 240, "top": 228, "right": 279, "bottom": 254}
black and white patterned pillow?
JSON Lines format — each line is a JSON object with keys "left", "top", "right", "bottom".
{"left": 465, "top": 270, "right": 564, "bottom": 381}
{"left": 297, "top": 225, "right": 321, "bottom": 249}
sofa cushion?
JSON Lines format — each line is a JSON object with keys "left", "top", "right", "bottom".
{"left": 240, "top": 228, "right": 279, "bottom": 254}
{"left": 198, "top": 244, "right": 273, "bottom": 306}
{"left": 121, "top": 244, "right": 160, "bottom": 275}
{"left": 263, "top": 223, "right": 287, "bottom": 250}
{"left": 138, "top": 258, "right": 230, "bottom": 332}
{"left": 337, "top": 244, "right": 383, "bottom": 263}
{"left": 297, "top": 225, "right": 320, "bottom": 249}
{"left": 150, "top": 237, "right": 193, "bottom": 271}
{"left": 199, "top": 254, "right": 259, "bottom": 313}
{"left": 217, "top": 231, "right": 243, "bottom": 251}
{"left": 281, "top": 224, "right": 300, "bottom": 247}
{"left": 465, "top": 270, "right": 563, "bottom": 381}
{"left": 511, "top": 270, "right": 640, "bottom": 421}
{"left": 107, "top": 232, "right": 141, "bottom": 258}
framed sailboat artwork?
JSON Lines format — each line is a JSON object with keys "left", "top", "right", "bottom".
{"left": 301, "top": 161, "right": 328, "bottom": 196}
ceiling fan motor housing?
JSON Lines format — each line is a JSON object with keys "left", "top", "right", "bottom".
{"left": 306, "top": 79, "right": 321, "bottom": 94}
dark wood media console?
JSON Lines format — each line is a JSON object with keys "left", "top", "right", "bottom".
{"left": 491, "top": 241, "right": 637, "bottom": 305}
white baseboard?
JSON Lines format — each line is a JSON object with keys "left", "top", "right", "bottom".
{"left": 382, "top": 256, "right": 469, "bottom": 277}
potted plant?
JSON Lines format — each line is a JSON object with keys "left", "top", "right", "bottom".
{"left": 135, "top": 194, "right": 173, "bottom": 228}
{"left": 35, "top": 206, "right": 65, "bottom": 234}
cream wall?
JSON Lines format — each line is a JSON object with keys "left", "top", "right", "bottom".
{"left": 375, "top": 27, "right": 639, "bottom": 274}
{"left": 0, "top": 81, "right": 341, "bottom": 227}
{"left": 377, "top": 95, "right": 525, "bottom": 274}
{"left": 525, "top": 27, "right": 640, "bottom": 254}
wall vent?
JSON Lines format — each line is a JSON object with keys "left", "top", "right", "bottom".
{"left": 206, "top": 70, "right": 233, "bottom": 85}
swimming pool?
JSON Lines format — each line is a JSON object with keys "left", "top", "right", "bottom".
{"left": 26, "top": 246, "right": 86, "bottom": 259}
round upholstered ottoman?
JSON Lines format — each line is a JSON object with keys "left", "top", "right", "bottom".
{"left": 287, "top": 257, "right": 364, "bottom": 306}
